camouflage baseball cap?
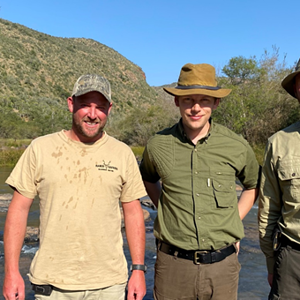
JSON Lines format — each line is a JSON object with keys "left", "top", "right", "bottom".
{"left": 72, "top": 74, "right": 112, "bottom": 103}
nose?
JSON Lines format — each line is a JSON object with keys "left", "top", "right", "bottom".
{"left": 191, "top": 102, "right": 201, "bottom": 112}
{"left": 87, "top": 107, "right": 97, "bottom": 119}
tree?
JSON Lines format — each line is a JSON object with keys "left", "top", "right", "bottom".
{"left": 222, "top": 56, "right": 264, "bottom": 85}
{"left": 215, "top": 48, "right": 297, "bottom": 146}
{"left": 108, "top": 98, "right": 180, "bottom": 146}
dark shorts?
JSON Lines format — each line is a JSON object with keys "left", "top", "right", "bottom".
{"left": 269, "top": 245, "right": 300, "bottom": 300}
{"left": 154, "top": 247, "right": 241, "bottom": 300}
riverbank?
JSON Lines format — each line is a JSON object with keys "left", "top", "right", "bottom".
{"left": 0, "top": 139, "right": 31, "bottom": 166}
{"left": 0, "top": 139, "right": 265, "bottom": 167}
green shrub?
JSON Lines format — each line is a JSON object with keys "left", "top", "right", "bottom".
{"left": 131, "top": 146, "right": 145, "bottom": 161}
{"left": 0, "top": 138, "right": 31, "bottom": 148}
{"left": 0, "top": 148, "right": 25, "bottom": 166}
{"left": 252, "top": 143, "right": 265, "bottom": 166}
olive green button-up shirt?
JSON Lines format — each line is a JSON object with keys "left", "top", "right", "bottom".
{"left": 259, "top": 121, "right": 300, "bottom": 273}
{"left": 140, "top": 120, "right": 259, "bottom": 251}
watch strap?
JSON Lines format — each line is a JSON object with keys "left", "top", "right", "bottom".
{"left": 130, "top": 264, "right": 147, "bottom": 272}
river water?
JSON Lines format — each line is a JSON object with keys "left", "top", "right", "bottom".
{"left": 0, "top": 167, "right": 270, "bottom": 299}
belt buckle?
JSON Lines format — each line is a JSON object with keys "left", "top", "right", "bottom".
{"left": 194, "top": 250, "right": 207, "bottom": 264}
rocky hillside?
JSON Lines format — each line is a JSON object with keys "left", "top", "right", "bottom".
{"left": 0, "top": 18, "right": 163, "bottom": 138}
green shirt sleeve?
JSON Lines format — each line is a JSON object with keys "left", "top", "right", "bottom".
{"left": 140, "top": 143, "right": 161, "bottom": 183}
{"left": 258, "top": 141, "right": 282, "bottom": 274}
{"left": 236, "top": 142, "right": 260, "bottom": 190}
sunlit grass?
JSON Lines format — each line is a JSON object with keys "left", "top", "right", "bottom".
{"left": 0, "top": 139, "right": 31, "bottom": 166}
{"left": 252, "top": 143, "right": 265, "bottom": 167}
{"left": 0, "top": 138, "right": 31, "bottom": 148}
{"left": 131, "top": 146, "right": 145, "bottom": 161}
{"left": 0, "top": 149, "right": 25, "bottom": 166}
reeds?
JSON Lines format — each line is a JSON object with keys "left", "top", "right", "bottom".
{"left": 0, "top": 139, "right": 30, "bottom": 166}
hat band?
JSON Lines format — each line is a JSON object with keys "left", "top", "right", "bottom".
{"left": 175, "top": 85, "right": 221, "bottom": 90}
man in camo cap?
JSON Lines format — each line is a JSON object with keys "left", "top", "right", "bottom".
{"left": 259, "top": 58, "right": 300, "bottom": 299}
{"left": 3, "top": 74, "right": 147, "bottom": 300}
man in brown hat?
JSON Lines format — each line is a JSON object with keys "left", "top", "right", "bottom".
{"left": 3, "top": 74, "right": 147, "bottom": 300}
{"left": 259, "top": 58, "right": 300, "bottom": 299}
{"left": 140, "top": 63, "right": 260, "bottom": 300}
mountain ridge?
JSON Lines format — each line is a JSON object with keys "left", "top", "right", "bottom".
{"left": 0, "top": 18, "right": 179, "bottom": 139}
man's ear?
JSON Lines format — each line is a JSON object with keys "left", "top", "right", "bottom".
{"left": 174, "top": 96, "right": 179, "bottom": 107}
{"left": 294, "top": 84, "right": 300, "bottom": 100}
{"left": 107, "top": 102, "right": 113, "bottom": 115}
{"left": 67, "top": 96, "right": 74, "bottom": 113}
{"left": 213, "top": 98, "right": 220, "bottom": 110}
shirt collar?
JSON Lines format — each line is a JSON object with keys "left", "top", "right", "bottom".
{"left": 177, "top": 118, "right": 213, "bottom": 144}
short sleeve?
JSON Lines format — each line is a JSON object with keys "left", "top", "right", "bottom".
{"left": 237, "top": 143, "right": 260, "bottom": 190}
{"left": 119, "top": 149, "right": 147, "bottom": 202}
{"left": 139, "top": 144, "right": 161, "bottom": 183}
{"left": 5, "top": 143, "right": 38, "bottom": 199}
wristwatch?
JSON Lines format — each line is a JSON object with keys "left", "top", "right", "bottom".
{"left": 130, "top": 264, "right": 147, "bottom": 273}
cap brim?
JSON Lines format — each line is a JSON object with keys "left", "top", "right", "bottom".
{"left": 73, "top": 89, "right": 112, "bottom": 103}
{"left": 163, "top": 87, "right": 232, "bottom": 98}
{"left": 281, "top": 70, "right": 300, "bottom": 99}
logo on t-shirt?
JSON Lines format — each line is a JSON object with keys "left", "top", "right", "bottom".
{"left": 95, "top": 161, "right": 118, "bottom": 172}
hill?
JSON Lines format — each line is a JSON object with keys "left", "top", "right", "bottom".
{"left": 0, "top": 18, "right": 165, "bottom": 139}
{"left": 2, "top": 18, "right": 294, "bottom": 149}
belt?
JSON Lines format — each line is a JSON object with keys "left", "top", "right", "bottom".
{"left": 32, "top": 284, "right": 53, "bottom": 296}
{"left": 159, "top": 241, "right": 236, "bottom": 264}
{"left": 280, "top": 235, "right": 300, "bottom": 251}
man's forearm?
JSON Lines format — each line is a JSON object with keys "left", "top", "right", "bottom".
{"left": 122, "top": 200, "right": 145, "bottom": 264}
{"left": 143, "top": 181, "right": 161, "bottom": 208}
{"left": 3, "top": 191, "right": 33, "bottom": 300}
{"left": 4, "top": 193, "right": 32, "bottom": 273}
{"left": 238, "top": 188, "right": 258, "bottom": 220}
{"left": 122, "top": 200, "right": 146, "bottom": 300}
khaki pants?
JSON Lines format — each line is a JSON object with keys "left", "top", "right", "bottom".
{"left": 34, "top": 283, "right": 126, "bottom": 300}
{"left": 154, "top": 249, "right": 240, "bottom": 300}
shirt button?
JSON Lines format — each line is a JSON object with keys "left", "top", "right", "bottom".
{"left": 198, "top": 216, "right": 201, "bottom": 220}
{"left": 195, "top": 171, "right": 198, "bottom": 174}
{"left": 292, "top": 173, "right": 296, "bottom": 177}
{"left": 196, "top": 193, "right": 200, "bottom": 197}
{"left": 194, "top": 149, "right": 197, "bottom": 152}
{"left": 202, "top": 239, "right": 205, "bottom": 242}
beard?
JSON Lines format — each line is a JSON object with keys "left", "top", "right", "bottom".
{"left": 72, "top": 117, "right": 106, "bottom": 142}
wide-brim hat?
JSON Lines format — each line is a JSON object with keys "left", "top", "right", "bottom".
{"left": 281, "top": 59, "right": 300, "bottom": 99}
{"left": 163, "top": 63, "right": 231, "bottom": 98}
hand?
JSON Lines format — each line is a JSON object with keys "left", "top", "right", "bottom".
{"left": 127, "top": 270, "right": 146, "bottom": 300}
{"left": 268, "top": 273, "right": 273, "bottom": 287}
{"left": 3, "top": 271, "right": 25, "bottom": 300}
{"left": 235, "top": 241, "right": 240, "bottom": 255}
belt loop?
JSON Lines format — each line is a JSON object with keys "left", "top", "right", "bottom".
{"left": 156, "top": 238, "right": 162, "bottom": 251}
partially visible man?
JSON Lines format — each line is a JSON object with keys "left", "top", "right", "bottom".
{"left": 259, "top": 58, "right": 300, "bottom": 299}
{"left": 3, "top": 74, "right": 147, "bottom": 300}
{"left": 140, "top": 63, "right": 260, "bottom": 300}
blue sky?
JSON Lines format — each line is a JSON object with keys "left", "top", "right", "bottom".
{"left": 0, "top": 0, "right": 298, "bottom": 86}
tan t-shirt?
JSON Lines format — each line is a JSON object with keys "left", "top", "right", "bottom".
{"left": 6, "top": 130, "right": 146, "bottom": 290}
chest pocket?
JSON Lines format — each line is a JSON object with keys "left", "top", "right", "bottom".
{"left": 212, "top": 178, "right": 236, "bottom": 208}
{"left": 277, "top": 159, "right": 300, "bottom": 199}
